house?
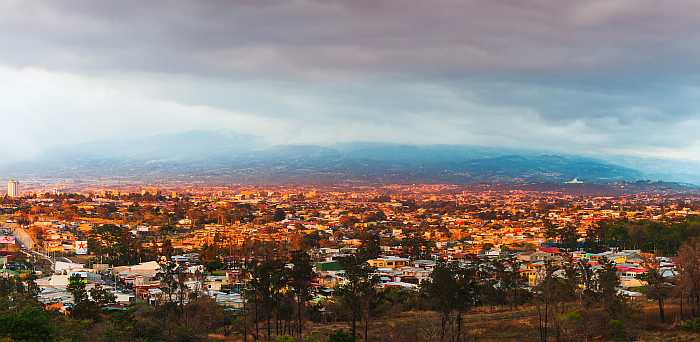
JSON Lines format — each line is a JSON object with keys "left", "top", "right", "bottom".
{"left": 367, "top": 256, "right": 410, "bottom": 269}
{"left": 113, "top": 261, "right": 162, "bottom": 281}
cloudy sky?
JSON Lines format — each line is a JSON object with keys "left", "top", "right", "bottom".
{"left": 2, "top": 0, "right": 700, "bottom": 162}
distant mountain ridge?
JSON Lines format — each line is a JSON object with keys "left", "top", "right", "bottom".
{"left": 1, "top": 130, "right": 696, "bottom": 185}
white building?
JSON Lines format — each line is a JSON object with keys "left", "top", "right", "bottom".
{"left": 7, "top": 180, "right": 19, "bottom": 197}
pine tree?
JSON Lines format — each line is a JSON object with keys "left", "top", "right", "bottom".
{"left": 289, "top": 251, "right": 314, "bottom": 338}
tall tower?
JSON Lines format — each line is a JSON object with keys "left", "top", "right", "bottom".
{"left": 7, "top": 180, "right": 19, "bottom": 197}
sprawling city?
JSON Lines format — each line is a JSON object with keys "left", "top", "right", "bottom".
{"left": 4, "top": 1, "right": 700, "bottom": 341}
{"left": 1, "top": 178, "right": 700, "bottom": 341}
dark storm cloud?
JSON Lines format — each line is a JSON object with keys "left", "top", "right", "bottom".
{"left": 1, "top": 0, "right": 700, "bottom": 159}
{"left": 4, "top": 0, "right": 700, "bottom": 78}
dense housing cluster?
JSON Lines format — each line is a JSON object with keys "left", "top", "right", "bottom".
{"left": 2, "top": 183, "right": 700, "bottom": 340}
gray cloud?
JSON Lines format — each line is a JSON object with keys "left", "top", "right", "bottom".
{"left": 3, "top": 1, "right": 700, "bottom": 77}
{"left": 1, "top": 0, "right": 700, "bottom": 161}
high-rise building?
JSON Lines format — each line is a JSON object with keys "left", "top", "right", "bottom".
{"left": 7, "top": 180, "right": 19, "bottom": 197}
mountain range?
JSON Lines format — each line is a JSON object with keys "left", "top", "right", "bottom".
{"left": 1, "top": 131, "right": 698, "bottom": 185}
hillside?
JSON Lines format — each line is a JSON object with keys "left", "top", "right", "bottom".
{"left": 0, "top": 130, "right": 687, "bottom": 185}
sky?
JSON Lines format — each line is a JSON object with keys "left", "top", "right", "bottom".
{"left": 2, "top": 0, "right": 700, "bottom": 162}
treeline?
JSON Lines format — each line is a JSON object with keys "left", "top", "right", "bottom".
{"left": 0, "top": 271, "right": 232, "bottom": 341}
{"left": 238, "top": 237, "right": 700, "bottom": 341}
{"left": 585, "top": 216, "right": 700, "bottom": 255}
{"left": 0, "top": 275, "right": 88, "bottom": 341}
{"left": 235, "top": 245, "right": 530, "bottom": 342}
{"left": 404, "top": 255, "right": 645, "bottom": 341}
{"left": 7, "top": 237, "right": 700, "bottom": 340}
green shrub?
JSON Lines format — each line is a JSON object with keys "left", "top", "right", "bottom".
{"left": 328, "top": 330, "right": 355, "bottom": 342}
{"left": 607, "top": 319, "right": 627, "bottom": 341}
{"left": 681, "top": 317, "right": 700, "bottom": 332}
{"left": 558, "top": 310, "right": 582, "bottom": 322}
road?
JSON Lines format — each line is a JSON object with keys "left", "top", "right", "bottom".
{"left": 9, "top": 225, "right": 55, "bottom": 268}
{"left": 9, "top": 224, "right": 34, "bottom": 250}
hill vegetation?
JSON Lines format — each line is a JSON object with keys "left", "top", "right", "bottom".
{"left": 2, "top": 131, "right": 659, "bottom": 184}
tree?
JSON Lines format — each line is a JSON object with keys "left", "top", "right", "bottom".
{"left": 605, "top": 223, "right": 630, "bottom": 249}
{"left": 90, "top": 284, "right": 117, "bottom": 307}
{"left": 454, "top": 262, "right": 478, "bottom": 341}
{"left": 328, "top": 330, "right": 355, "bottom": 342}
{"left": 534, "top": 258, "right": 577, "bottom": 342}
{"left": 357, "top": 233, "right": 380, "bottom": 261}
{"left": 246, "top": 261, "right": 263, "bottom": 340}
{"left": 360, "top": 275, "right": 379, "bottom": 342}
{"left": 162, "top": 238, "right": 175, "bottom": 260}
{"left": 273, "top": 208, "right": 287, "bottom": 222}
{"left": 535, "top": 262, "right": 556, "bottom": 342}
{"left": 544, "top": 219, "right": 559, "bottom": 241}
{"left": 558, "top": 224, "right": 579, "bottom": 250}
{"left": 98, "top": 297, "right": 226, "bottom": 341}
{"left": 248, "top": 259, "right": 287, "bottom": 342}
{"left": 67, "top": 274, "right": 100, "bottom": 320}
{"left": 289, "top": 251, "right": 315, "bottom": 339}
{"left": 421, "top": 261, "right": 459, "bottom": 342}
{"left": 596, "top": 257, "right": 623, "bottom": 319}
{"left": 584, "top": 223, "right": 607, "bottom": 253}
{"left": 88, "top": 224, "right": 139, "bottom": 265}
{"left": 677, "top": 238, "right": 700, "bottom": 317}
{"left": 336, "top": 255, "right": 377, "bottom": 340}
{"left": 301, "top": 232, "right": 321, "bottom": 251}
{"left": 496, "top": 256, "right": 528, "bottom": 308}
{"left": 596, "top": 218, "right": 700, "bottom": 256}
{"left": 639, "top": 260, "right": 672, "bottom": 323}
{"left": 0, "top": 294, "right": 56, "bottom": 342}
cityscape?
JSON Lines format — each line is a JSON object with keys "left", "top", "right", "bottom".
{"left": 3, "top": 1, "right": 700, "bottom": 342}
{"left": 2, "top": 177, "right": 700, "bottom": 341}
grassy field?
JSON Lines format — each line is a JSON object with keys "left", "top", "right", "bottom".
{"left": 211, "top": 300, "right": 700, "bottom": 341}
